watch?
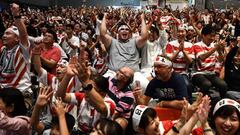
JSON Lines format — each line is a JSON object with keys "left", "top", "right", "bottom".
{"left": 82, "top": 84, "right": 93, "bottom": 92}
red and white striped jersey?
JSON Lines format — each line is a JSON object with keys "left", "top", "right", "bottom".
{"left": 39, "top": 68, "right": 82, "bottom": 93}
{"left": 166, "top": 40, "right": 195, "bottom": 73}
{"left": 70, "top": 93, "right": 116, "bottom": 133}
{"left": 160, "top": 16, "right": 180, "bottom": 30}
{"left": 39, "top": 69, "right": 81, "bottom": 114}
{"left": 193, "top": 41, "right": 218, "bottom": 73}
{"left": 0, "top": 45, "right": 31, "bottom": 93}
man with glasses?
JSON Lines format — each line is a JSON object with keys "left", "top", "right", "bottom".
{"left": 107, "top": 66, "right": 135, "bottom": 130}
{"left": 133, "top": 56, "right": 188, "bottom": 110}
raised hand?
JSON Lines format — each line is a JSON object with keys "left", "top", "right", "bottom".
{"left": 186, "top": 92, "right": 203, "bottom": 120}
{"left": 197, "top": 95, "right": 211, "bottom": 125}
{"left": 53, "top": 97, "right": 68, "bottom": 117}
{"left": 73, "top": 61, "right": 91, "bottom": 83}
{"left": 36, "top": 87, "right": 53, "bottom": 107}
{"left": 179, "top": 98, "right": 188, "bottom": 123}
{"left": 10, "top": 3, "right": 20, "bottom": 17}
{"left": 179, "top": 40, "right": 184, "bottom": 51}
{"left": 132, "top": 81, "right": 142, "bottom": 100}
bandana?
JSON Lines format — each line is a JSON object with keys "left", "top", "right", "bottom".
{"left": 132, "top": 105, "right": 148, "bottom": 131}
{"left": 154, "top": 55, "right": 172, "bottom": 67}
{"left": 8, "top": 26, "right": 19, "bottom": 37}
{"left": 118, "top": 25, "right": 130, "bottom": 32}
{"left": 57, "top": 59, "right": 69, "bottom": 67}
{"left": 213, "top": 98, "right": 240, "bottom": 115}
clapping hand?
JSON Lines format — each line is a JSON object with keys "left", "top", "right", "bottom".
{"left": 196, "top": 95, "right": 211, "bottom": 125}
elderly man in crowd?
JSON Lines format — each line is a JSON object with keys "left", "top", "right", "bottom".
{"left": 133, "top": 55, "right": 188, "bottom": 110}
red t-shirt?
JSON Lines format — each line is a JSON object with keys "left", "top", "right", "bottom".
{"left": 41, "top": 46, "right": 61, "bottom": 75}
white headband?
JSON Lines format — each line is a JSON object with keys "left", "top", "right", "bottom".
{"left": 132, "top": 105, "right": 148, "bottom": 131}
{"left": 118, "top": 25, "right": 130, "bottom": 32}
{"left": 8, "top": 26, "right": 19, "bottom": 36}
{"left": 154, "top": 56, "right": 172, "bottom": 67}
{"left": 213, "top": 98, "right": 240, "bottom": 116}
{"left": 57, "top": 59, "right": 69, "bottom": 67}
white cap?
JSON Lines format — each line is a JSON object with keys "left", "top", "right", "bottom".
{"left": 132, "top": 105, "right": 148, "bottom": 131}
{"left": 154, "top": 55, "right": 172, "bottom": 67}
{"left": 8, "top": 26, "right": 19, "bottom": 37}
{"left": 213, "top": 98, "right": 240, "bottom": 116}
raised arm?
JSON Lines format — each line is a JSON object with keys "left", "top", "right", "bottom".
{"left": 30, "top": 87, "right": 53, "bottom": 133}
{"left": 32, "top": 44, "right": 43, "bottom": 76}
{"left": 73, "top": 61, "right": 109, "bottom": 116}
{"left": 100, "top": 13, "right": 112, "bottom": 49}
{"left": 136, "top": 13, "right": 148, "bottom": 48}
{"left": 53, "top": 98, "right": 70, "bottom": 135}
{"left": 11, "top": 3, "right": 29, "bottom": 48}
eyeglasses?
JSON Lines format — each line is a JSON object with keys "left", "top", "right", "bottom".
{"left": 118, "top": 69, "right": 131, "bottom": 79}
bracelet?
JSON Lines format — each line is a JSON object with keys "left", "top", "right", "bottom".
{"left": 203, "top": 128, "right": 213, "bottom": 132}
{"left": 172, "top": 126, "right": 179, "bottom": 133}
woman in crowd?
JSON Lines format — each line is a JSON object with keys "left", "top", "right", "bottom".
{"left": 210, "top": 98, "right": 240, "bottom": 135}
{"left": 90, "top": 118, "right": 124, "bottom": 135}
{"left": 0, "top": 88, "right": 31, "bottom": 135}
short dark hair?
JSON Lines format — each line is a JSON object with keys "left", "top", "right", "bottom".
{"left": 47, "top": 30, "right": 58, "bottom": 43}
{"left": 51, "top": 113, "right": 75, "bottom": 132}
{"left": 92, "top": 75, "right": 109, "bottom": 93}
{"left": 0, "top": 88, "right": 26, "bottom": 116}
{"left": 150, "top": 26, "right": 159, "bottom": 37}
{"left": 201, "top": 24, "right": 215, "bottom": 35}
{"left": 65, "top": 24, "right": 74, "bottom": 30}
{"left": 138, "top": 108, "right": 157, "bottom": 130}
{"left": 95, "top": 118, "right": 123, "bottom": 135}
{"left": 209, "top": 103, "right": 240, "bottom": 134}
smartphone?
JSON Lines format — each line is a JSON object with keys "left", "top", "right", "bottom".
{"left": 135, "top": 80, "right": 141, "bottom": 87}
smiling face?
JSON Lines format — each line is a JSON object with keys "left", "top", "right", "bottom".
{"left": 154, "top": 63, "right": 172, "bottom": 82}
{"left": 144, "top": 117, "right": 160, "bottom": 135}
{"left": 117, "top": 25, "right": 131, "bottom": 42}
{"left": 215, "top": 111, "right": 240, "bottom": 135}
{"left": 2, "top": 28, "right": 19, "bottom": 49}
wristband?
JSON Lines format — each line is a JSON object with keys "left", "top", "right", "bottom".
{"left": 172, "top": 126, "right": 179, "bottom": 133}
{"left": 203, "top": 128, "right": 213, "bottom": 132}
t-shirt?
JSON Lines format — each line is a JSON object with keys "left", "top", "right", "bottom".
{"left": 144, "top": 72, "right": 188, "bottom": 101}
{"left": 61, "top": 35, "right": 80, "bottom": 57}
{"left": 0, "top": 44, "right": 31, "bottom": 93}
{"left": 40, "top": 46, "right": 61, "bottom": 75}
{"left": 193, "top": 41, "right": 218, "bottom": 74}
{"left": 108, "top": 38, "right": 140, "bottom": 72}
{"left": 166, "top": 40, "right": 194, "bottom": 73}
{"left": 70, "top": 93, "right": 115, "bottom": 133}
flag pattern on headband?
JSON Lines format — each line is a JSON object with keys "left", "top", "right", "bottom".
{"left": 57, "top": 59, "right": 68, "bottom": 67}
{"left": 9, "top": 26, "right": 20, "bottom": 36}
{"left": 154, "top": 56, "right": 172, "bottom": 67}
{"left": 132, "top": 105, "right": 148, "bottom": 131}
{"left": 213, "top": 98, "right": 240, "bottom": 115}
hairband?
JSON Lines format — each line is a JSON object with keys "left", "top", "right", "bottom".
{"left": 213, "top": 98, "right": 240, "bottom": 115}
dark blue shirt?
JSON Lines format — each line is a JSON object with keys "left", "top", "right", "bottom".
{"left": 145, "top": 72, "right": 188, "bottom": 101}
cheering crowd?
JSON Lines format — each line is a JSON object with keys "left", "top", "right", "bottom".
{"left": 0, "top": 2, "right": 240, "bottom": 135}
